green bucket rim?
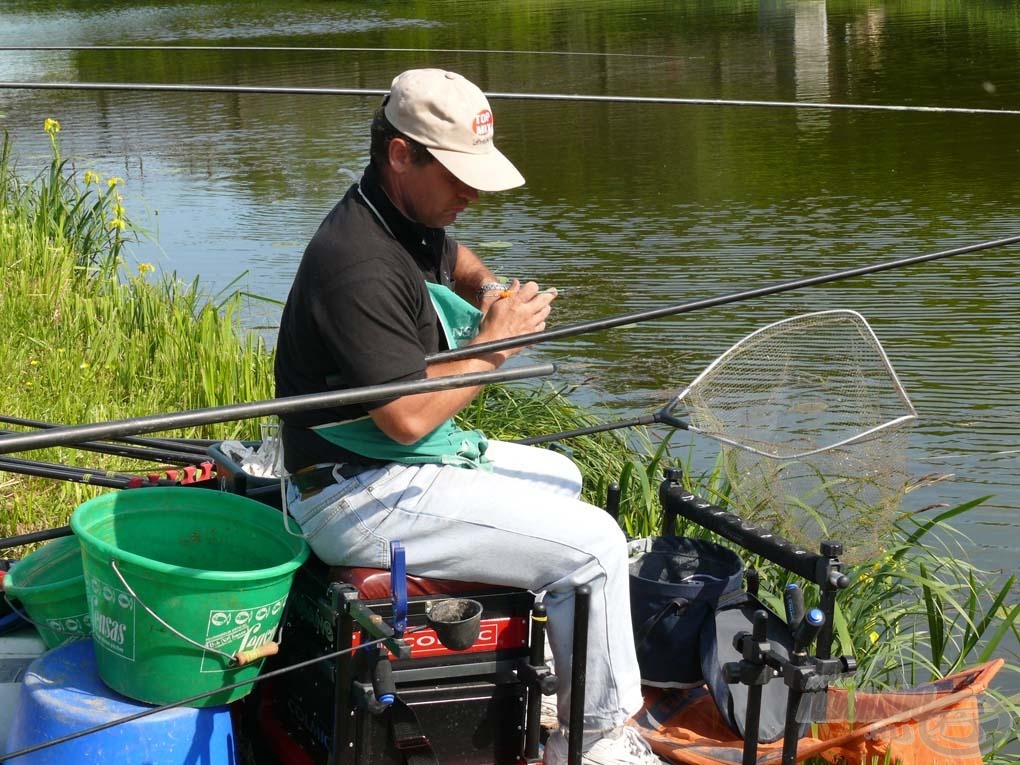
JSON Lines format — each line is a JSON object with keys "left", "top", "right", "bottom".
{"left": 70, "top": 487, "right": 309, "bottom": 583}
{"left": 3, "top": 534, "right": 84, "bottom": 599}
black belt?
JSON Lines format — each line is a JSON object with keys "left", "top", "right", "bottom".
{"left": 290, "top": 463, "right": 370, "bottom": 499}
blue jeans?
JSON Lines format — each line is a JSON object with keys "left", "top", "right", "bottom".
{"left": 283, "top": 440, "right": 643, "bottom": 738}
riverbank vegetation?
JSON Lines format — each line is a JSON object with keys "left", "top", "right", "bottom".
{"left": 0, "top": 122, "right": 274, "bottom": 532}
{"left": 1, "top": 125, "right": 1017, "bottom": 760}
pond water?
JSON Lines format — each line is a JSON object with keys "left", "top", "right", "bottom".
{"left": 1, "top": 0, "right": 1017, "bottom": 606}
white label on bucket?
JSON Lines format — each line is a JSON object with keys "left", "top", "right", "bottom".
{"left": 199, "top": 594, "right": 289, "bottom": 673}
{"left": 85, "top": 573, "right": 136, "bottom": 661}
{"left": 45, "top": 612, "right": 92, "bottom": 646}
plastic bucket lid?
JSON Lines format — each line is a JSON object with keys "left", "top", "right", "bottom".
{"left": 5, "top": 638, "right": 236, "bottom": 764}
{"left": 70, "top": 487, "right": 309, "bottom": 707}
{"left": 3, "top": 535, "right": 90, "bottom": 649}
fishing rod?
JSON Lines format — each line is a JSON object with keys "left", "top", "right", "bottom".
{"left": 0, "top": 455, "right": 188, "bottom": 490}
{"left": 0, "top": 363, "right": 555, "bottom": 455}
{"left": 0, "top": 525, "right": 72, "bottom": 549}
{"left": 1, "top": 44, "right": 684, "bottom": 60}
{"left": 429, "top": 233, "right": 1020, "bottom": 363}
{"left": 516, "top": 413, "right": 662, "bottom": 446}
{"left": 0, "top": 416, "right": 210, "bottom": 455}
{"left": 0, "top": 80, "right": 1017, "bottom": 117}
{"left": 0, "top": 425, "right": 207, "bottom": 464}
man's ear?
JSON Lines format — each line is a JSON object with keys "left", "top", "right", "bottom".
{"left": 387, "top": 137, "right": 414, "bottom": 174}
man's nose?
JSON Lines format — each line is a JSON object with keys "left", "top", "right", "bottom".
{"left": 458, "top": 181, "right": 480, "bottom": 201}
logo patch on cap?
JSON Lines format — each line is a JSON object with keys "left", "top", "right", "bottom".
{"left": 471, "top": 109, "right": 494, "bottom": 144}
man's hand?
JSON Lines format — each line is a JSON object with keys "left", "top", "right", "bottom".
{"left": 475, "top": 279, "right": 558, "bottom": 358}
{"left": 371, "top": 279, "right": 556, "bottom": 444}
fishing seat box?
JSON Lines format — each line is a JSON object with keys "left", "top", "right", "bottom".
{"left": 253, "top": 557, "right": 538, "bottom": 765}
{"left": 207, "top": 445, "right": 542, "bottom": 764}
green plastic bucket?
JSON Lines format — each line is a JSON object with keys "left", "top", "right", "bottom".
{"left": 2, "top": 535, "right": 90, "bottom": 649}
{"left": 70, "top": 486, "right": 309, "bottom": 707}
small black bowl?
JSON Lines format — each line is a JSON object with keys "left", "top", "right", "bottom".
{"left": 426, "top": 598, "right": 483, "bottom": 651}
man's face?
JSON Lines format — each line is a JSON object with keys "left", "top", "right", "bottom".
{"left": 388, "top": 140, "right": 480, "bottom": 228}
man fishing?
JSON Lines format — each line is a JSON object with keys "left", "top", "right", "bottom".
{"left": 274, "top": 68, "right": 660, "bottom": 765}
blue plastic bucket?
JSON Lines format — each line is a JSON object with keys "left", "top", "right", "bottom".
{"left": 3, "top": 639, "right": 236, "bottom": 763}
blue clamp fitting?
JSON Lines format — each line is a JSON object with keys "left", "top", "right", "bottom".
{"left": 390, "top": 541, "right": 408, "bottom": 636}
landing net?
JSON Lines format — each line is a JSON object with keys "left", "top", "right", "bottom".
{"left": 671, "top": 310, "right": 917, "bottom": 560}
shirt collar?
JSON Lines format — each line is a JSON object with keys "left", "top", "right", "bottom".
{"left": 358, "top": 163, "right": 446, "bottom": 269}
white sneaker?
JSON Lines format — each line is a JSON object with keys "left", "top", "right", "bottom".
{"left": 544, "top": 726, "right": 660, "bottom": 765}
{"left": 540, "top": 696, "right": 559, "bottom": 730}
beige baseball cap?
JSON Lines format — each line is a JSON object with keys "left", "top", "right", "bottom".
{"left": 384, "top": 69, "right": 525, "bottom": 192}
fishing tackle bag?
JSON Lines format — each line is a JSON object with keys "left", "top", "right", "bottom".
{"left": 629, "top": 536, "right": 744, "bottom": 689}
{"left": 629, "top": 536, "right": 808, "bottom": 743}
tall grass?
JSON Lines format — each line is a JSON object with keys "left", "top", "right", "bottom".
{"left": 1, "top": 123, "right": 273, "bottom": 535}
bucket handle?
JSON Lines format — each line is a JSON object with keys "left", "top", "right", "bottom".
{"left": 110, "top": 560, "right": 280, "bottom": 667}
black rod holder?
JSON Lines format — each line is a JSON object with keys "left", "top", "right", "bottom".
{"left": 525, "top": 601, "right": 551, "bottom": 759}
{"left": 567, "top": 585, "right": 591, "bottom": 765}
{"left": 330, "top": 586, "right": 357, "bottom": 765}
{"left": 604, "top": 483, "right": 621, "bottom": 523}
{"left": 740, "top": 610, "right": 770, "bottom": 765}
{"left": 659, "top": 468, "right": 851, "bottom": 590}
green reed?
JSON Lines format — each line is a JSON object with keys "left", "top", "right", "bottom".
{"left": 1, "top": 124, "right": 273, "bottom": 535}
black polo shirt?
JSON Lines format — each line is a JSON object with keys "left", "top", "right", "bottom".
{"left": 274, "top": 163, "right": 459, "bottom": 470}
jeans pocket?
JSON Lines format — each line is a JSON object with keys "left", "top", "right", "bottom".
{"left": 287, "top": 477, "right": 359, "bottom": 537}
{"left": 291, "top": 480, "right": 392, "bottom": 567}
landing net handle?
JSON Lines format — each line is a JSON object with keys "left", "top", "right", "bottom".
{"left": 658, "top": 469, "right": 849, "bottom": 590}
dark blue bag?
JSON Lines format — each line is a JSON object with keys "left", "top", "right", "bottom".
{"left": 628, "top": 536, "right": 744, "bottom": 689}
{"left": 629, "top": 536, "right": 813, "bottom": 744}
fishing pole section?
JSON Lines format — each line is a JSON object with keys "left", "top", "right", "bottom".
{"left": 2, "top": 77, "right": 1019, "bottom": 117}
{"left": 430, "top": 233, "right": 1020, "bottom": 363}
{"left": 0, "top": 363, "right": 556, "bottom": 455}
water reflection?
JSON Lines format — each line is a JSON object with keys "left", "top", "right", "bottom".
{"left": 1, "top": 1, "right": 1018, "bottom": 577}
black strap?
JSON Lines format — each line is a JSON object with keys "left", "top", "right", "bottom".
{"left": 389, "top": 697, "right": 439, "bottom": 765}
{"left": 634, "top": 597, "right": 689, "bottom": 645}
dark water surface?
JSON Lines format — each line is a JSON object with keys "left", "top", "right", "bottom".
{"left": 1, "top": 3, "right": 1018, "bottom": 581}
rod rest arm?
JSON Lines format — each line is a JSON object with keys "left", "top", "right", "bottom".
{"left": 518, "top": 660, "right": 557, "bottom": 695}
{"left": 772, "top": 651, "right": 857, "bottom": 693}
{"left": 726, "top": 617, "right": 856, "bottom": 694}
{"left": 659, "top": 468, "right": 851, "bottom": 589}
{"left": 328, "top": 582, "right": 411, "bottom": 660}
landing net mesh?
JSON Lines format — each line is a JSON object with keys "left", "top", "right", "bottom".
{"left": 675, "top": 310, "right": 917, "bottom": 561}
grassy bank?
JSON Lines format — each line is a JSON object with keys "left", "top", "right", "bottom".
{"left": 1, "top": 124, "right": 1017, "bottom": 759}
{"left": 0, "top": 122, "right": 274, "bottom": 534}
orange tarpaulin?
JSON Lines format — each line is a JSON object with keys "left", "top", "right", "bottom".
{"left": 632, "top": 659, "right": 1003, "bottom": 765}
